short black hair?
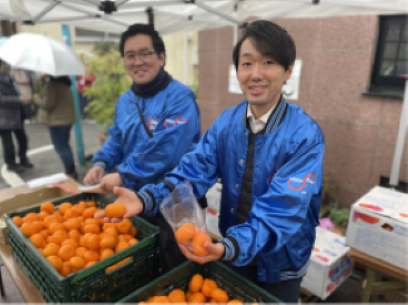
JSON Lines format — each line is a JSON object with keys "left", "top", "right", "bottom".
{"left": 119, "top": 23, "right": 165, "bottom": 58}
{"left": 232, "top": 20, "right": 296, "bottom": 71}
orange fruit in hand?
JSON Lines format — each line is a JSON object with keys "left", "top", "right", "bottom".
{"left": 188, "top": 292, "right": 206, "bottom": 303}
{"left": 75, "top": 247, "right": 87, "bottom": 258}
{"left": 212, "top": 288, "right": 229, "bottom": 303}
{"left": 59, "top": 203, "right": 73, "bottom": 215}
{"left": 20, "top": 223, "right": 39, "bottom": 237}
{"left": 100, "top": 237, "right": 118, "bottom": 249}
{"left": 69, "top": 256, "right": 85, "bottom": 272}
{"left": 58, "top": 245, "right": 75, "bottom": 261}
{"left": 189, "top": 274, "right": 204, "bottom": 292}
{"left": 202, "top": 279, "right": 218, "bottom": 297}
{"left": 84, "top": 250, "right": 100, "bottom": 263}
{"left": 53, "top": 231, "right": 68, "bottom": 245}
{"left": 105, "top": 203, "right": 126, "bottom": 218}
{"left": 168, "top": 289, "right": 186, "bottom": 303}
{"left": 86, "top": 234, "right": 100, "bottom": 250}
{"left": 49, "top": 222, "right": 65, "bottom": 234}
{"left": 191, "top": 232, "right": 211, "bottom": 256}
{"left": 83, "top": 207, "right": 97, "bottom": 218}
{"left": 47, "top": 255, "right": 63, "bottom": 272}
{"left": 30, "top": 233, "right": 45, "bottom": 248}
{"left": 100, "top": 248, "right": 114, "bottom": 260}
{"left": 60, "top": 261, "right": 72, "bottom": 277}
{"left": 41, "top": 202, "right": 55, "bottom": 214}
{"left": 116, "top": 218, "right": 132, "bottom": 234}
{"left": 175, "top": 223, "right": 196, "bottom": 244}
{"left": 64, "top": 218, "right": 81, "bottom": 230}
{"left": 12, "top": 216, "right": 22, "bottom": 227}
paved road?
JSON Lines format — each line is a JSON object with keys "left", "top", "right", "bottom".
{"left": 0, "top": 120, "right": 101, "bottom": 190}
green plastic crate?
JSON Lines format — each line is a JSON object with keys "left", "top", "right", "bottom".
{"left": 118, "top": 260, "right": 283, "bottom": 304}
{"left": 4, "top": 193, "right": 160, "bottom": 303}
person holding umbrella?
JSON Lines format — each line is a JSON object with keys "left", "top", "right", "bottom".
{"left": 97, "top": 20, "right": 325, "bottom": 303}
{"left": 0, "top": 59, "right": 33, "bottom": 173}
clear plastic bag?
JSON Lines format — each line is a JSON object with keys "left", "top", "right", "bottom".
{"left": 159, "top": 182, "right": 211, "bottom": 256}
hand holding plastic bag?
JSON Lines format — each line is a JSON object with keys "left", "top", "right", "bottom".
{"left": 160, "top": 182, "right": 211, "bottom": 256}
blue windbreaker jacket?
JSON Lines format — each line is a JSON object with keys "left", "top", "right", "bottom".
{"left": 92, "top": 79, "right": 201, "bottom": 190}
{"left": 138, "top": 98, "right": 325, "bottom": 283}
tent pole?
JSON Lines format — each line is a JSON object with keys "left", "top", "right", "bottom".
{"left": 389, "top": 79, "right": 408, "bottom": 187}
{"left": 61, "top": 24, "right": 86, "bottom": 166}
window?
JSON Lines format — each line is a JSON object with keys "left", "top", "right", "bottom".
{"left": 366, "top": 15, "right": 408, "bottom": 98}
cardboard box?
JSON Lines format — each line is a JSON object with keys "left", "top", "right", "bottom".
{"left": 0, "top": 187, "right": 71, "bottom": 244}
{"left": 301, "top": 227, "right": 353, "bottom": 300}
{"left": 345, "top": 186, "right": 408, "bottom": 270}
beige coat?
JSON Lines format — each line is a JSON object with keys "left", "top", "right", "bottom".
{"left": 36, "top": 80, "right": 76, "bottom": 126}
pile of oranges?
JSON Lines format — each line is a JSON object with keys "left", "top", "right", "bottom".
{"left": 11, "top": 201, "right": 138, "bottom": 277}
{"left": 142, "top": 274, "right": 243, "bottom": 304}
{"left": 175, "top": 223, "right": 211, "bottom": 256}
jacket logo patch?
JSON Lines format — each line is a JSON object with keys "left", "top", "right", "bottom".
{"left": 164, "top": 116, "right": 187, "bottom": 129}
{"left": 287, "top": 174, "right": 316, "bottom": 191}
{"left": 146, "top": 116, "right": 159, "bottom": 131}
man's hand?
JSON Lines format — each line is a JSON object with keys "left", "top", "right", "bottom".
{"left": 94, "top": 187, "right": 144, "bottom": 223}
{"left": 83, "top": 166, "right": 105, "bottom": 185}
{"left": 178, "top": 241, "right": 225, "bottom": 264}
{"left": 99, "top": 173, "right": 124, "bottom": 192}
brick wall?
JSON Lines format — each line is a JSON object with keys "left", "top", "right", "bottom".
{"left": 197, "top": 15, "right": 407, "bottom": 208}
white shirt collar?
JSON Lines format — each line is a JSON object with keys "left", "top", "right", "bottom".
{"left": 247, "top": 103, "right": 275, "bottom": 124}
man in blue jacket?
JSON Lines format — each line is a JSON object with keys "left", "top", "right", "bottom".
{"left": 84, "top": 24, "right": 201, "bottom": 192}
{"left": 97, "top": 20, "right": 325, "bottom": 303}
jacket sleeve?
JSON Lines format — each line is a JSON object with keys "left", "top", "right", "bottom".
{"left": 0, "top": 84, "right": 21, "bottom": 108}
{"left": 91, "top": 102, "right": 124, "bottom": 172}
{"left": 221, "top": 124, "right": 325, "bottom": 266}
{"left": 118, "top": 91, "right": 201, "bottom": 191}
{"left": 35, "top": 83, "right": 56, "bottom": 111}
{"left": 136, "top": 113, "right": 220, "bottom": 216}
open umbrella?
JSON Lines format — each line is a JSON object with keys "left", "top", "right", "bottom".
{"left": 0, "top": 33, "right": 84, "bottom": 76}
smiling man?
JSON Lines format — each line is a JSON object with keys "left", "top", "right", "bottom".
{"left": 98, "top": 20, "right": 325, "bottom": 302}
{"left": 84, "top": 24, "right": 204, "bottom": 273}
{"left": 84, "top": 24, "right": 201, "bottom": 193}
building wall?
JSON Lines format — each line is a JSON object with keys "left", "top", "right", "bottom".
{"left": 197, "top": 15, "right": 407, "bottom": 208}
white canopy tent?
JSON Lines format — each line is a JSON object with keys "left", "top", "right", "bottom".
{"left": 0, "top": 0, "right": 407, "bottom": 35}
{"left": 0, "top": 0, "right": 407, "bottom": 188}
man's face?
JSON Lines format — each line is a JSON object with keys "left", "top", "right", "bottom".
{"left": 0, "top": 62, "right": 11, "bottom": 76}
{"left": 236, "top": 38, "right": 292, "bottom": 107}
{"left": 123, "top": 34, "right": 165, "bottom": 85}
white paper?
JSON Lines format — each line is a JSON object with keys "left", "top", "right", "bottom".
{"left": 27, "top": 173, "right": 68, "bottom": 189}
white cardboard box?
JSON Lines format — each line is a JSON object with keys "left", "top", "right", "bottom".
{"left": 206, "top": 182, "right": 222, "bottom": 213}
{"left": 301, "top": 227, "right": 353, "bottom": 300}
{"left": 346, "top": 186, "right": 408, "bottom": 270}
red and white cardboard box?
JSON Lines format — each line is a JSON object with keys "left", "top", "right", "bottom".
{"left": 346, "top": 186, "right": 408, "bottom": 270}
{"left": 301, "top": 227, "right": 353, "bottom": 299}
